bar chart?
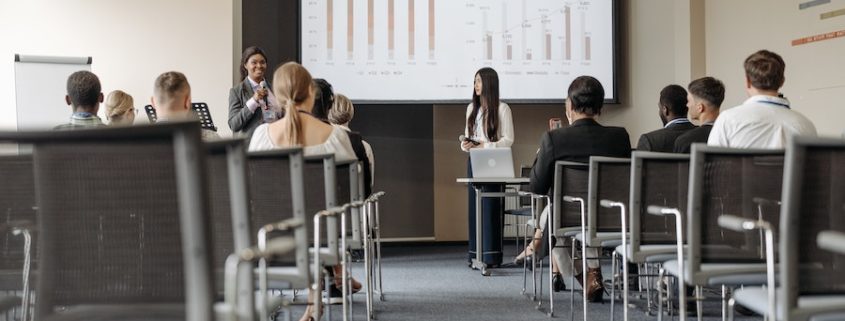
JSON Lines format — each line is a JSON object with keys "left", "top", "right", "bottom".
{"left": 301, "top": 0, "right": 616, "bottom": 101}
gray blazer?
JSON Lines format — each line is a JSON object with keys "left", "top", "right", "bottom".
{"left": 228, "top": 78, "right": 266, "bottom": 141}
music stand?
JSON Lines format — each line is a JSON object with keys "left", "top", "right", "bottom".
{"left": 144, "top": 102, "right": 218, "bottom": 132}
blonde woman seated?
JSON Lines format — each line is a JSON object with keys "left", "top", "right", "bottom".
{"left": 104, "top": 90, "right": 135, "bottom": 126}
{"left": 329, "top": 94, "right": 374, "bottom": 194}
{"left": 249, "top": 62, "right": 357, "bottom": 319}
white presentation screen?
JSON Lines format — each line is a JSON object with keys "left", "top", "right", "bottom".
{"left": 301, "top": 0, "right": 617, "bottom": 102}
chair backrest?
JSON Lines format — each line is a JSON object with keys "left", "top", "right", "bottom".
{"left": 335, "top": 160, "right": 363, "bottom": 244}
{"left": 517, "top": 165, "right": 532, "bottom": 207}
{"left": 688, "top": 144, "right": 784, "bottom": 278}
{"left": 304, "top": 154, "right": 338, "bottom": 253}
{"left": 629, "top": 151, "right": 690, "bottom": 256}
{"left": 206, "top": 139, "right": 251, "bottom": 294}
{"left": 553, "top": 161, "right": 590, "bottom": 231}
{"left": 781, "top": 137, "right": 845, "bottom": 309}
{"left": 0, "top": 122, "right": 214, "bottom": 321}
{"left": 588, "top": 157, "right": 631, "bottom": 240}
{"left": 246, "top": 148, "right": 307, "bottom": 270}
{"left": 0, "top": 155, "right": 36, "bottom": 278}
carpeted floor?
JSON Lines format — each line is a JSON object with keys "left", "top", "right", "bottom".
{"left": 290, "top": 243, "right": 762, "bottom": 321}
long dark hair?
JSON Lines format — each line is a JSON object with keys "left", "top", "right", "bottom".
{"left": 239, "top": 46, "right": 268, "bottom": 80}
{"left": 468, "top": 67, "right": 500, "bottom": 141}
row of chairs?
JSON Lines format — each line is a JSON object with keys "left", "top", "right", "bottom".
{"left": 0, "top": 121, "right": 385, "bottom": 321}
{"left": 515, "top": 137, "right": 845, "bottom": 321}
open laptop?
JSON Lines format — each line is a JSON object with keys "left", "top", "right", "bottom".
{"left": 470, "top": 147, "right": 515, "bottom": 178}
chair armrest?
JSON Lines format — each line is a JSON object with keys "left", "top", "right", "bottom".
{"left": 818, "top": 231, "right": 845, "bottom": 255}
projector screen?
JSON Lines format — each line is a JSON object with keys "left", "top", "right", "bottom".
{"left": 301, "top": 0, "right": 618, "bottom": 103}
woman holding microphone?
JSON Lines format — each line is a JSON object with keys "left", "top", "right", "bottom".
{"left": 462, "top": 67, "right": 514, "bottom": 267}
{"left": 228, "top": 46, "right": 282, "bottom": 141}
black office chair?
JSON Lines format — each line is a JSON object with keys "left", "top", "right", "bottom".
{"left": 0, "top": 155, "right": 35, "bottom": 320}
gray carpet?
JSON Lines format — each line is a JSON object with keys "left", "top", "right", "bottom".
{"left": 291, "top": 244, "right": 762, "bottom": 321}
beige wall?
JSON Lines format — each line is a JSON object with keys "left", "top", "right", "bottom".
{"left": 0, "top": 0, "right": 238, "bottom": 137}
{"left": 705, "top": 0, "right": 845, "bottom": 137}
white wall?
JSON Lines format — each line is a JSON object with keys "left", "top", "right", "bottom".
{"left": 706, "top": 0, "right": 845, "bottom": 137}
{"left": 0, "top": 0, "right": 237, "bottom": 136}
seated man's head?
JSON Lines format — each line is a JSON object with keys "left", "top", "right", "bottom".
{"left": 744, "top": 50, "right": 785, "bottom": 95}
{"left": 565, "top": 76, "right": 604, "bottom": 123}
{"left": 687, "top": 77, "right": 725, "bottom": 123}
{"left": 151, "top": 71, "right": 192, "bottom": 120}
{"left": 658, "top": 85, "right": 688, "bottom": 125}
{"left": 65, "top": 70, "right": 103, "bottom": 114}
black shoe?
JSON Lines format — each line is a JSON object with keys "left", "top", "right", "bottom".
{"left": 553, "top": 273, "right": 566, "bottom": 292}
{"left": 323, "top": 285, "right": 343, "bottom": 305}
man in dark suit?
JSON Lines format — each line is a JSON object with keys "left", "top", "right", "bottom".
{"left": 636, "top": 85, "right": 695, "bottom": 152}
{"left": 674, "top": 77, "right": 725, "bottom": 153}
{"left": 520, "top": 76, "right": 631, "bottom": 302}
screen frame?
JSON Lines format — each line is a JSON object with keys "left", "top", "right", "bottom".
{"left": 296, "top": 0, "right": 621, "bottom": 105}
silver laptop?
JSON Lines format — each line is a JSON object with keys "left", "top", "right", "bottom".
{"left": 470, "top": 147, "right": 515, "bottom": 178}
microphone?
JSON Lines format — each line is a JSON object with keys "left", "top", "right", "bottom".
{"left": 259, "top": 80, "right": 269, "bottom": 106}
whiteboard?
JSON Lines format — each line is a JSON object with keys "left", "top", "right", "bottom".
{"left": 14, "top": 54, "right": 93, "bottom": 130}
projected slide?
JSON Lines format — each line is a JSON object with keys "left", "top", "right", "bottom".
{"left": 301, "top": 0, "right": 616, "bottom": 102}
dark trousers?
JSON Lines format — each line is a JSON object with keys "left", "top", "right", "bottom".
{"left": 467, "top": 159, "right": 504, "bottom": 266}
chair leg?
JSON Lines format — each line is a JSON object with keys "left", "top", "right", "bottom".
{"left": 696, "top": 285, "right": 704, "bottom": 321}
{"left": 657, "top": 266, "right": 665, "bottom": 321}
{"left": 721, "top": 285, "right": 728, "bottom": 321}
{"left": 727, "top": 297, "right": 736, "bottom": 321}
{"left": 611, "top": 251, "right": 618, "bottom": 321}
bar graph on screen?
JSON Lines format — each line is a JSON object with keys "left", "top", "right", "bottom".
{"left": 301, "top": 0, "right": 616, "bottom": 101}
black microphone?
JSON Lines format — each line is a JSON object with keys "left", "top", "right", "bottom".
{"left": 259, "top": 80, "right": 269, "bottom": 106}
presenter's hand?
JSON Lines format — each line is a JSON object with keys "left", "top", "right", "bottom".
{"left": 253, "top": 88, "right": 268, "bottom": 103}
{"left": 462, "top": 141, "right": 478, "bottom": 150}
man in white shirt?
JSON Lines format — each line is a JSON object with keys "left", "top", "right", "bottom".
{"left": 708, "top": 50, "right": 816, "bottom": 149}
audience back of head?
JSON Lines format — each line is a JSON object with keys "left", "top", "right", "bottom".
{"left": 152, "top": 71, "right": 192, "bottom": 120}
{"left": 688, "top": 77, "right": 725, "bottom": 110}
{"left": 274, "top": 62, "right": 315, "bottom": 146}
{"left": 744, "top": 49, "right": 785, "bottom": 92}
{"left": 66, "top": 70, "right": 102, "bottom": 113}
{"left": 104, "top": 90, "right": 135, "bottom": 125}
{"left": 659, "top": 85, "right": 688, "bottom": 121}
{"left": 312, "top": 78, "right": 334, "bottom": 122}
{"left": 567, "top": 75, "right": 605, "bottom": 116}
{"left": 329, "top": 94, "right": 354, "bottom": 126}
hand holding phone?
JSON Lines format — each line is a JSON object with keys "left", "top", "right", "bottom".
{"left": 549, "top": 118, "right": 563, "bottom": 130}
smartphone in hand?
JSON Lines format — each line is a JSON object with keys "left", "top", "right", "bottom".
{"left": 463, "top": 137, "right": 480, "bottom": 146}
{"left": 549, "top": 118, "right": 563, "bottom": 130}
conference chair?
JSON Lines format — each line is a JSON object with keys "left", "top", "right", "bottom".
{"left": 0, "top": 155, "right": 35, "bottom": 320}
{"left": 0, "top": 122, "right": 216, "bottom": 321}
{"left": 246, "top": 148, "right": 315, "bottom": 319}
{"left": 723, "top": 136, "right": 845, "bottom": 321}
{"left": 657, "top": 144, "right": 784, "bottom": 321}
{"left": 361, "top": 191, "right": 386, "bottom": 321}
{"left": 548, "top": 161, "right": 589, "bottom": 318}
{"left": 504, "top": 165, "right": 536, "bottom": 256}
{"left": 577, "top": 157, "right": 630, "bottom": 320}
{"left": 606, "top": 152, "right": 690, "bottom": 320}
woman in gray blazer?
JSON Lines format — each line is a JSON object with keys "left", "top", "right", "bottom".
{"left": 228, "top": 46, "right": 280, "bottom": 141}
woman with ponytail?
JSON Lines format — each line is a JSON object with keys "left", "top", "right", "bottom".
{"left": 461, "top": 67, "right": 514, "bottom": 267}
{"left": 248, "top": 62, "right": 356, "bottom": 162}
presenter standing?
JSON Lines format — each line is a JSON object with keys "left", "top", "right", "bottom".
{"left": 461, "top": 67, "right": 514, "bottom": 267}
{"left": 228, "top": 46, "right": 281, "bottom": 141}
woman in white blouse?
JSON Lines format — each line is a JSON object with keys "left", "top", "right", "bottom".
{"left": 248, "top": 62, "right": 355, "bottom": 321}
{"left": 461, "top": 67, "right": 514, "bottom": 267}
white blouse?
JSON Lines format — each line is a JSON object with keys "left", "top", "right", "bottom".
{"left": 461, "top": 102, "right": 514, "bottom": 151}
{"left": 248, "top": 123, "right": 357, "bottom": 162}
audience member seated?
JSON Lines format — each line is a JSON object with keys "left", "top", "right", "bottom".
{"left": 330, "top": 93, "right": 375, "bottom": 195}
{"left": 55, "top": 71, "right": 106, "bottom": 130}
{"left": 516, "top": 75, "right": 631, "bottom": 302}
{"left": 636, "top": 84, "right": 694, "bottom": 152}
{"left": 151, "top": 71, "right": 220, "bottom": 141}
{"left": 708, "top": 50, "right": 816, "bottom": 149}
{"left": 104, "top": 90, "right": 136, "bottom": 126}
{"left": 674, "top": 77, "right": 725, "bottom": 153}
{"left": 248, "top": 62, "right": 357, "bottom": 315}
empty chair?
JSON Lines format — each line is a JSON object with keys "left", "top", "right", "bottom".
{"left": 727, "top": 136, "right": 845, "bottom": 321}
{"left": 661, "top": 144, "right": 784, "bottom": 320}
{"left": 0, "top": 122, "right": 214, "bottom": 321}
{"left": 547, "top": 161, "right": 589, "bottom": 317}
{"left": 613, "top": 151, "right": 690, "bottom": 317}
